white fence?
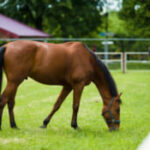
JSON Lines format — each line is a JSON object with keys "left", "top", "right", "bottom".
{"left": 1, "top": 38, "right": 150, "bottom": 72}
{"left": 96, "top": 52, "right": 150, "bottom": 73}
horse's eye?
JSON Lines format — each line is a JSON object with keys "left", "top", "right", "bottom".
{"left": 116, "top": 109, "right": 120, "bottom": 113}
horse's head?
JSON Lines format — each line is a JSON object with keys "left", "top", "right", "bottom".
{"left": 102, "top": 93, "right": 122, "bottom": 131}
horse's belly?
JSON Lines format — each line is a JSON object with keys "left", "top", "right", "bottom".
{"left": 29, "top": 70, "right": 67, "bottom": 85}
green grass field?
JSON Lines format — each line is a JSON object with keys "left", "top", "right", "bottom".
{"left": 0, "top": 71, "right": 150, "bottom": 150}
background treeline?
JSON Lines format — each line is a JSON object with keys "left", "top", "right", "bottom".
{"left": 0, "top": 0, "right": 150, "bottom": 52}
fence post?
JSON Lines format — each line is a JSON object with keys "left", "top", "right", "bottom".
{"left": 122, "top": 52, "right": 126, "bottom": 73}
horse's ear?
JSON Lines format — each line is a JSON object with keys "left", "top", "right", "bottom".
{"left": 116, "top": 92, "right": 122, "bottom": 99}
{"left": 119, "top": 92, "right": 123, "bottom": 97}
{"left": 115, "top": 93, "right": 122, "bottom": 104}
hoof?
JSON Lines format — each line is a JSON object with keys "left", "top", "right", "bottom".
{"left": 40, "top": 125, "right": 47, "bottom": 129}
{"left": 11, "top": 126, "right": 20, "bottom": 130}
{"left": 11, "top": 122, "right": 18, "bottom": 128}
{"left": 71, "top": 122, "right": 78, "bottom": 129}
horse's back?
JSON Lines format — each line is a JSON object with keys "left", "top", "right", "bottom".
{"left": 3, "top": 40, "right": 94, "bottom": 86}
{"left": 30, "top": 41, "right": 94, "bottom": 85}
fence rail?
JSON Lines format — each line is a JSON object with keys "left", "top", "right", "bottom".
{"left": 96, "top": 52, "right": 150, "bottom": 73}
{"left": 1, "top": 37, "right": 150, "bottom": 41}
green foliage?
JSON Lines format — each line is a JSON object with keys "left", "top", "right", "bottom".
{"left": 108, "top": 12, "right": 128, "bottom": 37}
{"left": 0, "top": 72, "right": 150, "bottom": 150}
{"left": 119, "top": 0, "right": 150, "bottom": 37}
{"left": 0, "top": 0, "right": 103, "bottom": 37}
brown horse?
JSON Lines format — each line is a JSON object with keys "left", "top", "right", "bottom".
{"left": 0, "top": 40, "right": 122, "bottom": 131}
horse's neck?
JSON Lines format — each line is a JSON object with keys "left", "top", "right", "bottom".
{"left": 94, "top": 71, "right": 112, "bottom": 105}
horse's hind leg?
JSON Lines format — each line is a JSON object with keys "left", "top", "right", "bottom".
{"left": 0, "top": 96, "right": 4, "bottom": 130}
{"left": 71, "top": 82, "right": 84, "bottom": 129}
{"left": 40, "top": 86, "right": 72, "bottom": 128}
{"left": 0, "top": 81, "right": 18, "bottom": 129}
{"left": 7, "top": 96, "right": 17, "bottom": 128}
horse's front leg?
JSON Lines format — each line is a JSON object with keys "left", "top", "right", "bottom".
{"left": 40, "top": 85, "right": 72, "bottom": 128}
{"left": 71, "top": 82, "right": 84, "bottom": 129}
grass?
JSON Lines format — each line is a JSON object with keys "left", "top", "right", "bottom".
{"left": 127, "top": 63, "right": 150, "bottom": 70}
{"left": 0, "top": 71, "right": 150, "bottom": 150}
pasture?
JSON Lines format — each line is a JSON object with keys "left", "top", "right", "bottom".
{"left": 0, "top": 71, "right": 150, "bottom": 150}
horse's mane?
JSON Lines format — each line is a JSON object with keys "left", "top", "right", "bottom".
{"left": 85, "top": 45, "right": 118, "bottom": 97}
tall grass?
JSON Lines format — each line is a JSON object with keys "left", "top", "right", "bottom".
{"left": 0, "top": 72, "right": 150, "bottom": 150}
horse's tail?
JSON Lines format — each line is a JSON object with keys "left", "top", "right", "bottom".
{"left": 0, "top": 47, "right": 6, "bottom": 94}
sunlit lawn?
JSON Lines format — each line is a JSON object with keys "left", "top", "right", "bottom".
{"left": 0, "top": 71, "right": 150, "bottom": 150}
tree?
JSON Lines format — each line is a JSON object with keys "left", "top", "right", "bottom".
{"left": 0, "top": 0, "right": 103, "bottom": 37}
{"left": 119, "top": 0, "right": 150, "bottom": 38}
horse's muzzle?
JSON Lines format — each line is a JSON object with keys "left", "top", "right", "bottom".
{"left": 109, "top": 126, "right": 119, "bottom": 132}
